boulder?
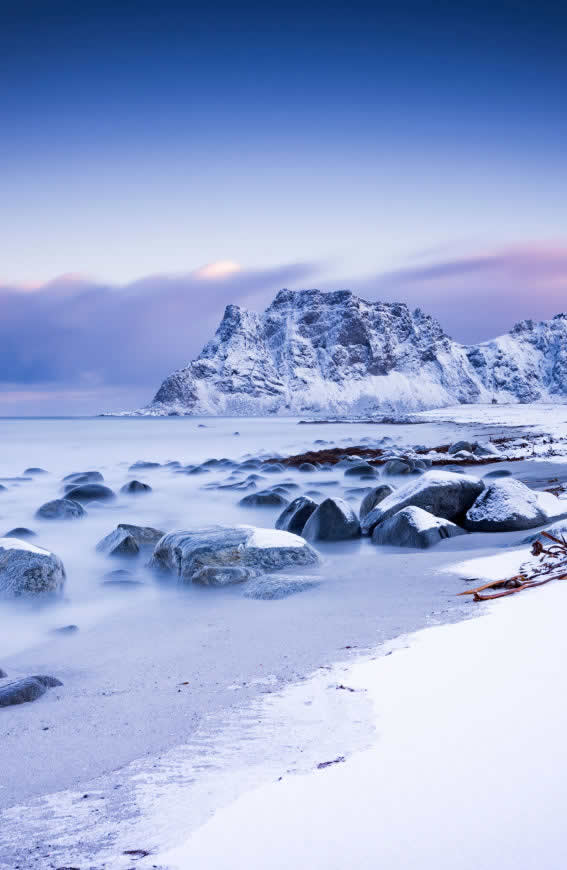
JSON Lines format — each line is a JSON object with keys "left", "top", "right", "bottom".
{"left": 239, "top": 491, "right": 289, "bottom": 507}
{"left": 63, "top": 471, "right": 104, "bottom": 484}
{"left": 121, "top": 480, "right": 152, "bottom": 494}
{"left": 298, "top": 462, "right": 317, "bottom": 472}
{"left": 344, "top": 462, "right": 378, "bottom": 478}
{"left": 302, "top": 497, "right": 360, "bottom": 541}
{"left": 372, "top": 506, "right": 467, "bottom": 549}
{"left": 96, "top": 528, "right": 140, "bottom": 557}
{"left": 473, "top": 442, "right": 501, "bottom": 457}
{"left": 484, "top": 469, "right": 512, "bottom": 479}
{"left": 128, "top": 461, "right": 161, "bottom": 470}
{"left": 118, "top": 523, "right": 164, "bottom": 549}
{"left": 383, "top": 459, "right": 412, "bottom": 475}
{"left": 24, "top": 467, "right": 47, "bottom": 475}
{"left": 0, "top": 675, "right": 62, "bottom": 707}
{"left": 5, "top": 527, "right": 37, "bottom": 539}
{"left": 244, "top": 574, "right": 320, "bottom": 599}
{"left": 149, "top": 525, "right": 319, "bottom": 584}
{"left": 359, "top": 484, "right": 394, "bottom": 521}
{"left": 36, "top": 498, "right": 86, "bottom": 520}
{"left": 464, "top": 478, "right": 563, "bottom": 532}
{"left": 361, "top": 470, "right": 485, "bottom": 535}
{"left": 275, "top": 496, "right": 318, "bottom": 535}
{"left": 64, "top": 483, "right": 116, "bottom": 503}
{"left": 0, "top": 538, "right": 65, "bottom": 598}
{"left": 263, "top": 463, "right": 285, "bottom": 474}
{"left": 448, "top": 440, "right": 474, "bottom": 455}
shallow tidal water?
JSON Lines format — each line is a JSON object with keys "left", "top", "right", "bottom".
{"left": 1, "top": 410, "right": 566, "bottom": 867}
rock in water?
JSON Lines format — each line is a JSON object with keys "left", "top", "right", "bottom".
{"left": 372, "top": 506, "right": 467, "bottom": 548}
{"left": 361, "top": 470, "right": 485, "bottom": 535}
{"left": 36, "top": 498, "right": 86, "bottom": 520}
{"left": 121, "top": 480, "right": 152, "bottom": 494}
{"left": 63, "top": 471, "right": 104, "bottom": 484}
{"left": 117, "top": 524, "right": 164, "bottom": 550}
{"left": 244, "top": 574, "right": 320, "bottom": 599}
{"left": 464, "top": 478, "right": 562, "bottom": 532}
{"left": 275, "top": 496, "right": 318, "bottom": 535}
{"left": 359, "top": 485, "right": 394, "bottom": 520}
{"left": 64, "top": 483, "right": 116, "bottom": 503}
{"left": 96, "top": 528, "right": 140, "bottom": 557}
{"left": 0, "top": 538, "right": 65, "bottom": 598}
{"left": 0, "top": 675, "right": 62, "bottom": 707}
{"left": 239, "top": 490, "right": 289, "bottom": 507}
{"left": 149, "top": 525, "right": 319, "bottom": 584}
{"left": 4, "top": 527, "right": 37, "bottom": 539}
{"left": 302, "top": 498, "right": 360, "bottom": 541}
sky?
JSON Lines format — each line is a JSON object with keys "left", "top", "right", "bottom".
{"left": 1, "top": 0, "right": 566, "bottom": 414}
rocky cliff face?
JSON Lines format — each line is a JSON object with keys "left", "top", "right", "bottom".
{"left": 136, "top": 290, "right": 567, "bottom": 416}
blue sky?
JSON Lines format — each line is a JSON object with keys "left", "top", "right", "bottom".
{"left": 1, "top": 0, "right": 566, "bottom": 413}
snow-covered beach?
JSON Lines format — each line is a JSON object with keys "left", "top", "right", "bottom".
{"left": 1, "top": 407, "right": 567, "bottom": 868}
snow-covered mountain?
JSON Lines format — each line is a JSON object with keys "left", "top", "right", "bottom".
{"left": 129, "top": 289, "right": 567, "bottom": 416}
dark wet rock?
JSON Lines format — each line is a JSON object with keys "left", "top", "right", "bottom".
{"left": 361, "top": 470, "right": 485, "bottom": 535}
{"left": 121, "top": 480, "right": 152, "bottom": 494}
{"left": 51, "top": 624, "right": 79, "bottom": 635}
{"left": 305, "top": 490, "right": 323, "bottom": 498}
{"left": 317, "top": 480, "right": 340, "bottom": 487}
{"left": 276, "top": 496, "right": 318, "bottom": 535}
{"left": 96, "top": 528, "right": 140, "bottom": 557}
{"left": 0, "top": 483, "right": 6, "bottom": 492}
{"left": 165, "top": 460, "right": 182, "bottom": 468}
{"left": 24, "top": 467, "right": 47, "bottom": 475}
{"left": 264, "top": 463, "right": 285, "bottom": 474}
{"left": 103, "top": 568, "right": 133, "bottom": 581}
{"left": 0, "top": 674, "right": 62, "bottom": 707}
{"left": 303, "top": 498, "right": 361, "bottom": 541}
{"left": 359, "top": 484, "right": 394, "bottom": 521}
{"left": 0, "top": 538, "right": 66, "bottom": 598}
{"left": 239, "top": 490, "right": 289, "bottom": 507}
{"left": 36, "top": 498, "right": 86, "bottom": 520}
{"left": 63, "top": 471, "right": 104, "bottom": 484}
{"left": 233, "top": 431, "right": 240, "bottom": 435}
{"left": 239, "top": 459, "right": 262, "bottom": 470}
{"left": 128, "top": 461, "right": 161, "bottom": 470}
{"left": 244, "top": 574, "right": 320, "bottom": 599}
{"left": 0, "top": 668, "right": 6, "bottom": 678}
{"left": 448, "top": 440, "right": 475, "bottom": 455}
{"left": 464, "top": 478, "right": 557, "bottom": 532}
{"left": 276, "top": 481, "right": 300, "bottom": 491}
{"left": 372, "top": 506, "right": 467, "bottom": 548}
{"left": 383, "top": 459, "right": 412, "bottom": 475}
{"left": 484, "top": 469, "right": 513, "bottom": 479}
{"left": 214, "top": 479, "right": 257, "bottom": 492}
{"left": 186, "top": 466, "right": 210, "bottom": 475}
{"left": 64, "top": 483, "right": 116, "bottom": 503}
{"left": 5, "top": 527, "right": 37, "bottom": 539}
{"left": 298, "top": 462, "right": 317, "bottom": 472}
{"left": 345, "top": 486, "right": 373, "bottom": 498}
{"left": 149, "top": 525, "right": 319, "bottom": 584}
{"left": 344, "top": 462, "right": 378, "bottom": 479}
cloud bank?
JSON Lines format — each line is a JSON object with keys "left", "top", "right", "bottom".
{"left": 1, "top": 243, "right": 566, "bottom": 414}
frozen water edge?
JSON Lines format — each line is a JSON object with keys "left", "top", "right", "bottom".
{"left": 157, "top": 550, "right": 567, "bottom": 870}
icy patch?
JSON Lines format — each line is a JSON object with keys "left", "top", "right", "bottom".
{"left": 244, "top": 526, "right": 306, "bottom": 549}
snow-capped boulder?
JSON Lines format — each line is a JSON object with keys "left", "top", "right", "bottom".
{"left": 371, "top": 506, "right": 467, "bottom": 549}
{"left": 359, "top": 484, "right": 394, "bottom": 520}
{"left": 302, "top": 497, "right": 360, "bottom": 541}
{"left": 464, "top": 478, "right": 564, "bottom": 532}
{"left": 64, "top": 483, "right": 116, "bottom": 503}
{"left": 36, "top": 498, "right": 86, "bottom": 520}
{"left": 0, "top": 674, "right": 62, "bottom": 707}
{"left": 148, "top": 525, "right": 319, "bottom": 585}
{"left": 448, "top": 440, "right": 474, "bottom": 455}
{"left": 0, "top": 538, "right": 66, "bottom": 598}
{"left": 276, "top": 496, "right": 318, "bottom": 535}
{"left": 361, "top": 470, "right": 485, "bottom": 535}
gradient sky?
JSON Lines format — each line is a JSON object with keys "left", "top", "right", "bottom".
{"left": 1, "top": 0, "right": 566, "bottom": 413}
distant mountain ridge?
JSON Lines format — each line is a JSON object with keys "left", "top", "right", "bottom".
{"left": 126, "top": 289, "right": 567, "bottom": 416}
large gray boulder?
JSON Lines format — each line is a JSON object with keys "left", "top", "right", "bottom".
{"left": 275, "top": 496, "right": 318, "bottom": 535}
{"left": 0, "top": 538, "right": 66, "bottom": 598}
{"left": 464, "top": 478, "right": 563, "bottom": 532}
{"left": 359, "top": 484, "right": 394, "bottom": 520}
{"left": 36, "top": 498, "right": 86, "bottom": 520}
{"left": 361, "top": 470, "right": 485, "bottom": 535}
{"left": 149, "top": 525, "right": 319, "bottom": 585}
{"left": 0, "top": 674, "right": 62, "bottom": 707}
{"left": 302, "top": 497, "right": 360, "bottom": 541}
{"left": 64, "top": 483, "right": 115, "bottom": 503}
{"left": 372, "top": 506, "right": 467, "bottom": 549}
